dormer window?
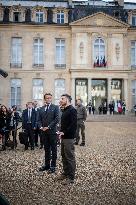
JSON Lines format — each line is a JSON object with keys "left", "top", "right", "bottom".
{"left": 36, "top": 10, "right": 44, "bottom": 23}
{"left": 9, "top": 5, "right": 26, "bottom": 22}
{"left": 114, "top": 11, "right": 120, "bottom": 19}
{"left": 13, "top": 12, "right": 20, "bottom": 22}
{"left": 53, "top": 8, "right": 68, "bottom": 24}
{"left": 31, "top": 6, "right": 47, "bottom": 23}
{"left": 57, "top": 10, "right": 64, "bottom": 24}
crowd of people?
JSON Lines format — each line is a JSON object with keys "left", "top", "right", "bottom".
{"left": 0, "top": 93, "right": 88, "bottom": 184}
{"left": 0, "top": 95, "right": 136, "bottom": 185}
{"left": 87, "top": 99, "right": 127, "bottom": 115}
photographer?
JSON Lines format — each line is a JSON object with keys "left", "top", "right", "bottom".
{"left": 10, "top": 105, "right": 19, "bottom": 148}
{"left": 0, "top": 105, "right": 11, "bottom": 150}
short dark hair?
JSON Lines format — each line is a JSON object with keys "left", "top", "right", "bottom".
{"left": 77, "top": 98, "right": 82, "bottom": 103}
{"left": 61, "top": 94, "right": 72, "bottom": 103}
{"left": 44, "top": 93, "right": 52, "bottom": 99}
{"left": 12, "top": 105, "right": 17, "bottom": 110}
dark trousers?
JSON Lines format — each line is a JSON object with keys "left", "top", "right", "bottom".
{"left": 10, "top": 125, "right": 17, "bottom": 147}
{"left": 34, "top": 127, "right": 42, "bottom": 146}
{"left": 43, "top": 133, "right": 57, "bottom": 168}
{"left": 25, "top": 123, "right": 34, "bottom": 148}
{"left": 61, "top": 139, "right": 76, "bottom": 180}
{"left": 2, "top": 131, "right": 9, "bottom": 148}
{"left": 75, "top": 120, "right": 85, "bottom": 144}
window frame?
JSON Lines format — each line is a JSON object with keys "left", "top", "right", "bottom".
{"left": 93, "top": 37, "right": 106, "bottom": 68}
{"left": 10, "top": 37, "right": 22, "bottom": 68}
{"left": 131, "top": 41, "right": 136, "bottom": 67}
{"left": 32, "top": 78, "right": 44, "bottom": 101}
{"left": 55, "top": 38, "right": 66, "bottom": 68}
{"left": 132, "top": 15, "right": 136, "bottom": 26}
{"left": 33, "top": 38, "right": 44, "bottom": 67}
{"left": 35, "top": 10, "right": 44, "bottom": 23}
{"left": 54, "top": 78, "right": 65, "bottom": 105}
{"left": 10, "top": 79, "right": 21, "bottom": 110}
{"left": 57, "top": 10, "right": 64, "bottom": 24}
{"left": 13, "top": 12, "right": 20, "bottom": 22}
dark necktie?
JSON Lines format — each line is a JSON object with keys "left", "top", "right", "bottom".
{"left": 28, "top": 109, "right": 31, "bottom": 122}
{"left": 45, "top": 105, "right": 49, "bottom": 114}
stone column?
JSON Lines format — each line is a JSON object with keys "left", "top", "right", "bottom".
{"left": 127, "top": 79, "right": 132, "bottom": 112}
{"left": 88, "top": 78, "right": 92, "bottom": 103}
{"left": 71, "top": 33, "right": 76, "bottom": 66}
{"left": 124, "top": 78, "right": 128, "bottom": 110}
{"left": 123, "top": 33, "right": 128, "bottom": 70}
{"left": 71, "top": 77, "right": 75, "bottom": 106}
{"left": 108, "top": 78, "right": 112, "bottom": 104}
{"left": 107, "top": 33, "right": 112, "bottom": 68}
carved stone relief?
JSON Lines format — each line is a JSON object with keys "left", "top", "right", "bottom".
{"left": 79, "top": 42, "right": 84, "bottom": 59}
{"left": 115, "top": 43, "right": 120, "bottom": 61}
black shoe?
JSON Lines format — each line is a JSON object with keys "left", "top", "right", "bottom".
{"left": 75, "top": 142, "right": 78, "bottom": 145}
{"left": 31, "top": 147, "right": 34, "bottom": 150}
{"left": 39, "top": 166, "right": 50, "bottom": 172}
{"left": 25, "top": 146, "right": 28, "bottom": 150}
{"left": 2, "top": 145, "right": 6, "bottom": 151}
{"left": 48, "top": 167, "right": 56, "bottom": 174}
{"left": 39, "top": 145, "right": 43, "bottom": 149}
{"left": 80, "top": 143, "right": 85, "bottom": 146}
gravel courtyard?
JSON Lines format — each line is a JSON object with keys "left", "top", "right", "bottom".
{"left": 0, "top": 118, "right": 136, "bottom": 205}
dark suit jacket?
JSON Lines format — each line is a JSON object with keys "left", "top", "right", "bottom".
{"left": 38, "top": 104, "right": 60, "bottom": 134}
{"left": 22, "top": 108, "right": 36, "bottom": 129}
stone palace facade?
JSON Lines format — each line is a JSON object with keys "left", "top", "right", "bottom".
{"left": 0, "top": 0, "right": 136, "bottom": 111}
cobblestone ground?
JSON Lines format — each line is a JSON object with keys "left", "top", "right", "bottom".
{"left": 0, "top": 116, "right": 136, "bottom": 205}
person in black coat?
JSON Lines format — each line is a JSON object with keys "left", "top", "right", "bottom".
{"left": 0, "top": 105, "right": 11, "bottom": 150}
{"left": 38, "top": 93, "right": 60, "bottom": 173}
{"left": 33, "top": 101, "right": 42, "bottom": 148}
{"left": 10, "top": 105, "right": 19, "bottom": 148}
{"left": 22, "top": 102, "right": 36, "bottom": 150}
{"left": 57, "top": 94, "right": 77, "bottom": 184}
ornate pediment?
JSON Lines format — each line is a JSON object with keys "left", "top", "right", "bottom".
{"left": 70, "top": 12, "right": 130, "bottom": 28}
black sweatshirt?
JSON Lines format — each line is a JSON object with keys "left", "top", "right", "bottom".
{"left": 60, "top": 105, "right": 77, "bottom": 139}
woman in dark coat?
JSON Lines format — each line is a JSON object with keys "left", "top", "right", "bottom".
{"left": 0, "top": 105, "right": 11, "bottom": 150}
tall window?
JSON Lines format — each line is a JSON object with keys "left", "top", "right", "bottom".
{"left": 36, "top": 10, "right": 44, "bottom": 23}
{"left": 11, "top": 79, "right": 21, "bottom": 110}
{"left": 32, "top": 79, "right": 43, "bottom": 104}
{"left": 131, "top": 41, "right": 136, "bottom": 66}
{"left": 33, "top": 38, "right": 44, "bottom": 67}
{"left": 132, "top": 16, "right": 136, "bottom": 26}
{"left": 11, "top": 37, "right": 22, "bottom": 68}
{"left": 55, "top": 79, "right": 65, "bottom": 105}
{"left": 56, "top": 39, "right": 65, "bottom": 67}
{"left": 75, "top": 79, "right": 88, "bottom": 106}
{"left": 93, "top": 38, "right": 106, "bottom": 67}
{"left": 132, "top": 80, "right": 136, "bottom": 106}
{"left": 57, "top": 10, "right": 64, "bottom": 24}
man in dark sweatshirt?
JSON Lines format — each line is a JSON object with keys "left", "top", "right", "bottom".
{"left": 57, "top": 94, "right": 77, "bottom": 184}
{"left": 75, "top": 98, "right": 87, "bottom": 146}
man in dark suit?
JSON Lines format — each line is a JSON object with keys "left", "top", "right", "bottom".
{"left": 38, "top": 93, "right": 59, "bottom": 173}
{"left": 22, "top": 102, "right": 36, "bottom": 150}
{"left": 33, "top": 101, "right": 43, "bottom": 148}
